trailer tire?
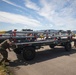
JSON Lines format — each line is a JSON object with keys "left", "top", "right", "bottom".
{"left": 23, "top": 47, "right": 35, "bottom": 60}
{"left": 64, "top": 43, "right": 71, "bottom": 51}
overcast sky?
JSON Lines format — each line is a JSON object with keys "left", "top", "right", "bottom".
{"left": 0, "top": 0, "right": 76, "bottom": 31}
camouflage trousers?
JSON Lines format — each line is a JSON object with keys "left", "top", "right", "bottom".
{"left": 0, "top": 48, "right": 8, "bottom": 64}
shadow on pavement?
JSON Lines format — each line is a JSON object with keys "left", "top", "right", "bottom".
{"left": 9, "top": 48, "right": 76, "bottom": 67}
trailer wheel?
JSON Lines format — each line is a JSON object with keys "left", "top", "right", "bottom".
{"left": 64, "top": 43, "right": 71, "bottom": 51}
{"left": 23, "top": 47, "right": 35, "bottom": 60}
{"left": 49, "top": 44, "right": 55, "bottom": 48}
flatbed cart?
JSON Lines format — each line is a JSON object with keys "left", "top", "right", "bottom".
{"left": 14, "top": 38, "right": 72, "bottom": 60}
{"left": 0, "top": 30, "right": 72, "bottom": 60}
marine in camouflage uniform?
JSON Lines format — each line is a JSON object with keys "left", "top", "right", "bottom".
{"left": 0, "top": 39, "right": 12, "bottom": 64}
